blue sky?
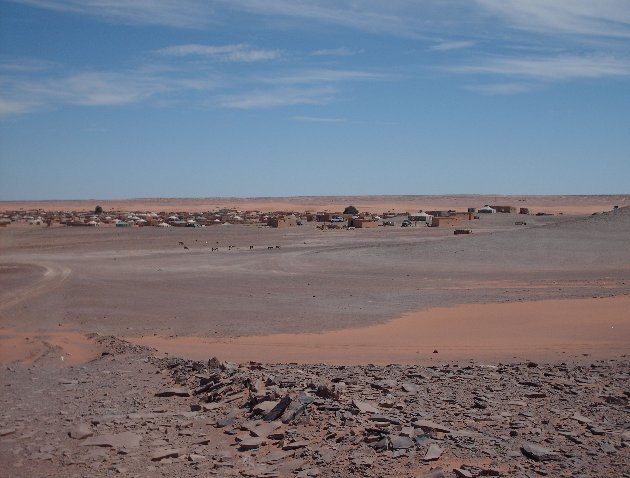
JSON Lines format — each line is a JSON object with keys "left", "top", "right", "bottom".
{"left": 0, "top": 1, "right": 629, "bottom": 200}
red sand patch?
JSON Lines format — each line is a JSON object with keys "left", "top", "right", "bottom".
{"left": 0, "top": 329, "right": 100, "bottom": 365}
{"left": 129, "top": 296, "right": 630, "bottom": 364}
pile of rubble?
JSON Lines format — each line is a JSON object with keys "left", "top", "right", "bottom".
{"left": 153, "top": 355, "right": 630, "bottom": 477}
{"left": 1, "top": 337, "right": 628, "bottom": 477}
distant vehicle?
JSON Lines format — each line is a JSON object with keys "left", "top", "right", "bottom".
{"left": 515, "top": 221, "right": 527, "bottom": 225}
{"left": 454, "top": 229, "right": 472, "bottom": 235}
{"left": 330, "top": 216, "right": 345, "bottom": 222}
{"left": 401, "top": 220, "right": 412, "bottom": 227}
{"left": 383, "top": 220, "right": 395, "bottom": 226}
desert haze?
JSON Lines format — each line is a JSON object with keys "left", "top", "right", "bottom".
{"left": 0, "top": 195, "right": 628, "bottom": 477}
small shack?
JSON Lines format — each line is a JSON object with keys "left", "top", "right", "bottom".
{"left": 408, "top": 212, "right": 433, "bottom": 226}
{"left": 268, "top": 214, "right": 298, "bottom": 228}
{"left": 349, "top": 218, "right": 379, "bottom": 228}
{"left": 478, "top": 205, "right": 496, "bottom": 214}
{"left": 491, "top": 205, "right": 516, "bottom": 213}
{"left": 429, "top": 216, "right": 460, "bottom": 227}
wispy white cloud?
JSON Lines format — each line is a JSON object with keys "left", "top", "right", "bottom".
{"left": 217, "top": 86, "right": 334, "bottom": 109}
{"left": 464, "top": 82, "right": 535, "bottom": 95}
{"left": 156, "top": 43, "right": 281, "bottom": 62}
{"left": 8, "top": 0, "right": 212, "bottom": 28}
{"left": 311, "top": 47, "right": 362, "bottom": 57}
{"left": 446, "top": 55, "right": 630, "bottom": 81}
{"left": 475, "top": 0, "right": 630, "bottom": 39}
{"left": 292, "top": 115, "right": 346, "bottom": 122}
{"left": 269, "top": 68, "right": 391, "bottom": 85}
{"left": 429, "top": 40, "right": 476, "bottom": 52}
{"left": 0, "top": 67, "right": 219, "bottom": 116}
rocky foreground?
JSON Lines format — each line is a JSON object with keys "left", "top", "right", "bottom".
{"left": 0, "top": 337, "right": 628, "bottom": 477}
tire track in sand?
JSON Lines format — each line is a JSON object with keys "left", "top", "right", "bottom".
{"left": 0, "top": 262, "right": 72, "bottom": 315}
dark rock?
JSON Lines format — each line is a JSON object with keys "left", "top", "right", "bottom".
{"left": 521, "top": 442, "right": 557, "bottom": 462}
{"left": 151, "top": 447, "right": 185, "bottom": 461}
{"left": 264, "top": 395, "right": 292, "bottom": 422}
{"left": 155, "top": 387, "right": 190, "bottom": 397}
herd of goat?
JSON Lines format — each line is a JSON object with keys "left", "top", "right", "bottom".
{"left": 177, "top": 240, "right": 280, "bottom": 251}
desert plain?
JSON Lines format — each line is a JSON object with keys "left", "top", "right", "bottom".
{"left": 0, "top": 194, "right": 629, "bottom": 477}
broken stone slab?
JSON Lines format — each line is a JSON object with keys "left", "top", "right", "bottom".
{"left": 413, "top": 419, "right": 451, "bottom": 433}
{"left": 521, "top": 442, "right": 558, "bottom": 462}
{"left": 453, "top": 468, "right": 474, "bottom": 478}
{"left": 154, "top": 388, "right": 190, "bottom": 397}
{"left": 390, "top": 435, "right": 414, "bottom": 450}
{"left": 216, "top": 409, "right": 240, "bottom": 428}
{"left": 352, "top": 399, "right": 380, "bottom": 415}
{"left": 571, "top": 413, "right": 593, "bottom": 424}
{"left": 401, "top": 382, "right": 419, "bottom": 393}
{"left": 250, "top": 421, "right": 282, "bottom": 438}
{"left": 424, "top": 444, "right": 443, "bottom": 461}
{"left": 239, "top": 437, "right": 265, "bottom": 451}
{"left": 283, "top": 440, "right": 309, "bottom": 451}
{"left": 151, "top": 447, "right": 185, "bottom": 461}
{"left": 80, "top": 431, "right": 141, "bottom": 449}
{"left": 252, "top": 401, "right": 277, "bottom": 416}
{"left": 418, "top": 468, "right": 446, "bottom": 478}
{"left": 264, "top": 395, "right": 292, "bottom": 422}
{"left": 282, "top": 393, "right": 314, "bottom": 424}
{"left": 68, "top": 423, "right": 93, "bottom": 439}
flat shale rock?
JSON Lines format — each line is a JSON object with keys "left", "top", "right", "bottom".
{"left": 80, "top": 431, "right": 141, "bottom": 449}
{"left": 352, "top": 399, "right": 381, "bottom": 414}
{"left": 418, "top": 468, "right": 446, "bottom": 478}
{"left": 154, "top": 387, "right": 190, "bottom": 397}
{"left": 390, "top": 435, "right": 415, "bottom": 450}
{"left": 423, "top": 444, "right": 443, "bottom": 461}
{"left": 414, "top": 419, "right": 451, "bottom": 433}
{"left": 239, "top": 437, "right": 266, "bottom": 450}
{"left": 282, "top": 440, "right": 310, "bottom": 450}
{"left": 520, "top": 442, "right": 558, "bottom": 462}
{"left": 264, "top": 395, "right": 292, "bottom": 421}
{"left": 151, "top": 447, "right": 185, "bottom": 461}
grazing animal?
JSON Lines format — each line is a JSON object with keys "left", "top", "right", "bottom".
{"left": 249, "top": 245, "right": 253, "bottom": 250}
{"left": 178, "top": 241, "right": 184, "bottom": 246}
{"left": 275, "top": 245, "right": 280, "bottom": 249}
{"left": 211, "top": 247, "right": 218, "bottom": 251}
{"left": 268, "top": 246, "right": 273, "bottom": 250}
{"left": 183, "top": 246, "right": 189, "bottom": 250}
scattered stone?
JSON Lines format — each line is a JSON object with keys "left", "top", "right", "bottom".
{"left": 414, "top": 419, "right": 451, "bottom": 433}
{"left": 282, "top": 440, "right": 309, "bottom": 450}
{"left": 239, "top": 437, "right": 265, "bottom": 451}
{"left": 390, "top": 435, "right": 414, "bottom": 450}
{"left": 424, "top": 444, "right": 443, "bottom": 461}
{"left": 264, "top": 395, "right": 292, "bottom": 421}
{"left": 80, "top": 431, "right": 141, "bottom": 449}
{"left": 154, "top": 387, "right": 190, "bottom": 397}
{"left": 521, "top": 442, "right": 557, "bottom": 462}
{"left": 151, "top": 447, "right": 185, "bottom": 461}
{"left": 352, "top": 400, "right": 380, "bottom": 415}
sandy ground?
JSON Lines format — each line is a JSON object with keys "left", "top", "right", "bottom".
{"left": 1, "top": 194, "right": 627, "bottom": 215}
{"left": 129, "top": 296, "right": 630, "bottom": 365}
{"left": 1, "top": 200, "right": 629, "bottom": 365}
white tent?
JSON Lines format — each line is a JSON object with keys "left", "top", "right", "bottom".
{"left": 478, "top": 205, "right": 496, "bottom": 214}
